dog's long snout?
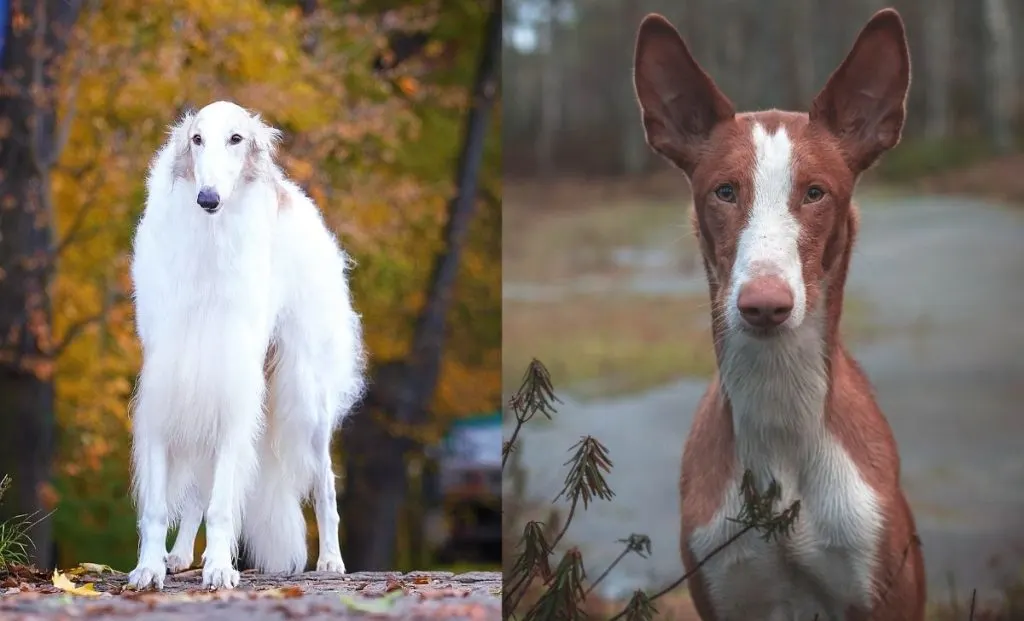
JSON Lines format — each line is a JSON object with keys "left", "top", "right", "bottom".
{"left": 197, "top": 187, "right": 221, "bottom": 213}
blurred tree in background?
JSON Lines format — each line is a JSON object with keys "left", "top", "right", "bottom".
{"left": 0, "top": 0, "right": 500, "bottom": 572}
{"left": 503, "top": 0, "right": 1021, "bottom": 178}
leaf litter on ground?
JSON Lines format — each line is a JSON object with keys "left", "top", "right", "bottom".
{"left": 69, "top": 562, "right": 123, "bottom": 576}
{"left": 339, "top": 589, "right": 405, "bottom": 613}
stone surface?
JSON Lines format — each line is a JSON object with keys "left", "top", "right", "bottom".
{"left": 0, "top": 570, "right": 502, "bottom": 620}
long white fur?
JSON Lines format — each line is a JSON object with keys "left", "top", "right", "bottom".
{"left": 127, "top": 101, "right": 366, "bottom": 591}
{"left": 687, "top": 123, "right": 883, "bottom": 619}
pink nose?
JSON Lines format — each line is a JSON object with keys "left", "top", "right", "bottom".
{"left": 736, "top": 276, "right": 794, "bottom": 329}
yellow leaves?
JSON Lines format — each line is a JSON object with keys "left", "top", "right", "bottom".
{"left": 285, "top": 158, "right": 315, "bottom": 185}
{"left": 424, "top": 40, "right": 446, "bottom": 59}
{"left": 398, "top": 76, "right": 421, "bottom": 96}
{"left": 51, "top": 570, "right": 103, "bottom": 597}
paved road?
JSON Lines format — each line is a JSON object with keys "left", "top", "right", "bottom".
{"left": 507, "top": 194, "right": 1024, "bottom": 603}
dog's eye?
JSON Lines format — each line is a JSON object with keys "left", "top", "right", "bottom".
{"left": 804, "top": 186, "right": 826, "bottom": 203}
{"left": 191, "top": 134, "right": 202, "bottom": 146}
{"left": 713, "top": 184, "right": 737, "bottom": 203}
{"left": 229, "top": 134, "right": 243, "bottom": 145}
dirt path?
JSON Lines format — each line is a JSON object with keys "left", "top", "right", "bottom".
{"left": 0, "top": 570, "right": 501, "bottom": 620}
{"left": 508, "top": 194, "right": 1024, "bottom": 603}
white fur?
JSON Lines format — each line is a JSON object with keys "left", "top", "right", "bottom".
{"left": 127, "top": 101, "right": 366, "bottom": 591}
{"left": 687, "top": 122, "right": 883, "bottom": 620}
{"left": 726, "top": 124, "right": 807, "bottom": 331}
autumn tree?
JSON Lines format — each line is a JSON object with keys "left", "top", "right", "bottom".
{"left": 28, "top": 0, "right": 501, "bottom": 571}
{"left": 341, "top": 0, "right": 502, "bottom": 571}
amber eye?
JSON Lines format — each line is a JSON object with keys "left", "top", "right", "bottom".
{"left": 191, "top": 134, "right": 202, "bottom": 146}
{"left": 805, "top": 186, "right": 826, "bottom": 203}
{"left": 229, "top": 134, "right": 243, "bottom": 145}
{"left": 714, "top": 184, "right": 737, "bottom": 203}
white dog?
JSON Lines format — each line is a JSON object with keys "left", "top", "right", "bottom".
{"left": 127, "top": 101, "right": 366, "bottom": 591}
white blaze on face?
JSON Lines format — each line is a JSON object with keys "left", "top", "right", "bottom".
{"left": 192, "top": 102, "right": 251, "bottom": 205}
{"left": 727, "top": 123, "right": 806, "bottom": 330}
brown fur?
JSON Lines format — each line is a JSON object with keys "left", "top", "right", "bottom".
{"left": 635, "top": 8, "right": 924, "bottom": 620}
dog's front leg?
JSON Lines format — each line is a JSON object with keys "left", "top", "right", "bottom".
{"left": 128, "top": 436, "right": 170, "bottom": 590}
{"left": 201, "top": 438, "right": 246, "bottom": 590}
{"left": 201, "top": 378, "right": 262, "bottom": 590}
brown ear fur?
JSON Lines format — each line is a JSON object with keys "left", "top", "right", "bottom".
{"left": 809, "top": 9, "right": 911, "bottom": 173}
{"left": 633, "top": 14, "right": 735, "bottom": 176}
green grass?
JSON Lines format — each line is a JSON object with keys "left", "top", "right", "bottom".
{"left": 0, "top": 475, "right": 37, "bottom": 572}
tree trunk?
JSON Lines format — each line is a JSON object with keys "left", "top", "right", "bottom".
{"left": 924, "top": 0, "right": 954, "bottom": 140}
{"left": 535, "top": 0, "right": 560, "bottom": 177}
{"left": 0, "top": 0, "right": 82, "bottom": 570}
{"left": 785, "top": 0, "right": 816, "bottom": 110}
{"left": 618, "top": 1, "right": 647, "bottom": 175}
{"left": 983, "top": 0, "right": 1016, "bottom": 152}
{"left": 342, "top": 0, "right": 500, "bottom": 571}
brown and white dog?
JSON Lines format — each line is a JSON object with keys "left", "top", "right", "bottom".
{"left": 633, "top": 9, "right": 925, "bottom": 621}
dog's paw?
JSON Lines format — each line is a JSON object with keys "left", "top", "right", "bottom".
{"left": 316, "top": 554, "right": 346, "bottom": 574}
{"left": 165, "top": 552, "right": 193, "bottom": 574}
{"left": 127, "top": 562, "right": 166, "bottom": 591}
{"left": 202, "top": 563, "right": 240, "bottom": 590}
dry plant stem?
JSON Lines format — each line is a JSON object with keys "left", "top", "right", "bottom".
{"left": 502, "top": 420, "right": 524, "bottom": 469}
{"left": 504, "top": 493, "right": 579, "bottom": 614}
{"left": 607, "top": 523, "right": 758, "bottom": 621}
{"left": 585, "top": 545, "right": 630, "bottom": 597}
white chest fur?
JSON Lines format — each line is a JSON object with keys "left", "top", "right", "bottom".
{"left": 688, "top": 324, "right": 883, "bottom": 621}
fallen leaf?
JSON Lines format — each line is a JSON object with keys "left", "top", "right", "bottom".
{"left": 338, "top": 590, "right": 404, "bottom": 613}
{"left": 411, "top": 576, "right": 431, "bottom": 585}
{"left": 79, "top": 562, "right": 122, "bottom": 575}
{"left": 384, "top": 576, "right": 405, "bottom": 593}
{"left": 258, "top": 585, "right": 304, "bottom": 599}
{"left": 51, "top": 570, "right": 102, "bottom": 597}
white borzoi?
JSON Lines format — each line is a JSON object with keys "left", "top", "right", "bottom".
{"left": 127, "top": 101, "right": 366, "bottom": 591}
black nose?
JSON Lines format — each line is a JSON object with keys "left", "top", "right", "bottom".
{"left": 197, "top": 187, "right": 220, "bottom": 212}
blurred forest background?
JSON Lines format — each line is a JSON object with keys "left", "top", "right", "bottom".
{"left": 503, "top": 0, "right": 1024, "bottom": 616}
{"left": 504, "top": 0, "right": 1022, "bottom": 179}
{"left": 0, "top": 0, "right": 501, "bottom": 573}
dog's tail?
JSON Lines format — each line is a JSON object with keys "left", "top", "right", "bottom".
{"left": 241, "top": 440, "right": 308, "bottom": 574}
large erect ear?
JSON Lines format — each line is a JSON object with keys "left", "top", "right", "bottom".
{"left": 633, "top": 14, "right": 735, "bottom": 176}
{"left": 809, "top": 9, "right": 911, "bottom": 173}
